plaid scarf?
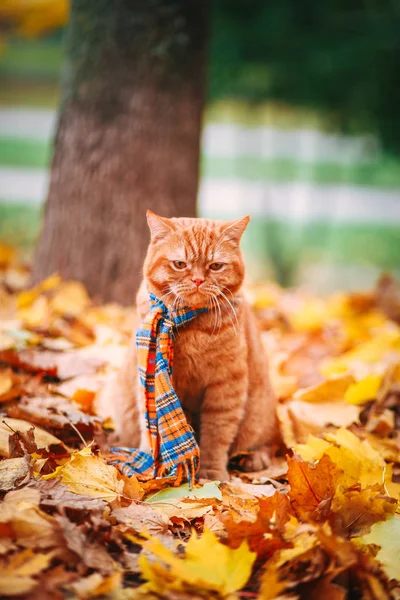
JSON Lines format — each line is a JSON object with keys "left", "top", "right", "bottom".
{"left": 109, "top": 293, "right": 208, "bottom": 486}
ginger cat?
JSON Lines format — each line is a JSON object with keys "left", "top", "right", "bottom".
{"left": 97, "top": 211, "right": 278, "bottom": 481}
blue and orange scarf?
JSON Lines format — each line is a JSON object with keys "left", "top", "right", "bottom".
{"left": 109, "top": 294, "right": 208, "bottom": 486}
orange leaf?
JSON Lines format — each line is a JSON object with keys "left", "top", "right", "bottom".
{"left": 287, "top": 454, "right": 341, "bottom": 521}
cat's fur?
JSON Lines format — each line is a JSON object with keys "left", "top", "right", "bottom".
{"left": 97, "top": 212, "right": 278, "bottom": 480}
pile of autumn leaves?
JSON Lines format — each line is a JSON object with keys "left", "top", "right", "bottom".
{"left": 0, "top": 248, "right": 399, "bottom": 600}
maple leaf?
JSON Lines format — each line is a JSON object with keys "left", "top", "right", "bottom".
{"left": 42, "top": 445, "right": 126, "bottom": 502}
{"left": 295, "top": 428, "right": 391, "bottom": 491}
{"left": 359, "top": 515, "right": 400, "bottom": 581}
{"left": 287, "top": 454, "right": 341, "bottom": 521}
{"left": 222, "top": 490, "right": 291, "bottom": 557}
{"left": 331, "top": 486, "right": 397, "bottom": 535}
{"left": 139, "top": 529, "right": 256, "bottom": 596}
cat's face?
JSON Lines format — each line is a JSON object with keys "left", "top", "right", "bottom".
{"left": 143, "top": 212, "right": 249, "bottom": 308}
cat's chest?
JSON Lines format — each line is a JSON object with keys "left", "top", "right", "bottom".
{"left": 171, "top": 321, "right": 222, "bottom": 410}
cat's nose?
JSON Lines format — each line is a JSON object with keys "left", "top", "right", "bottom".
{"left": 192, "top": 277, "right": 204, "bottom": 288}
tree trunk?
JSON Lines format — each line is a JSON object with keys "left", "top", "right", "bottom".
{"left": 32, "top": 0, "right": 208, "bottom": 303}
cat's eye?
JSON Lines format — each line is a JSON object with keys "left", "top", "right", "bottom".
{"left": 209, "top": 262, "right": 224, "bottom": 271}
{"left": 172, "top": 260, "right": 187, "bottom": 270}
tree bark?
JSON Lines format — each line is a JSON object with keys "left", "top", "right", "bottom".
{"left": 32, "top": 0, "right": 209, "bottom": 303}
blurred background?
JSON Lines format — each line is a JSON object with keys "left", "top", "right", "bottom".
{"left": 1, "top": 0, "right": 399, "bottom": 296}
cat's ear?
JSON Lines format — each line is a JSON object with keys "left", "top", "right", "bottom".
{"left": 146, "top": 210, "right": 175, "bottom": 241}
{"left": 222, "top": 215, "right": 250, "bottom": 244}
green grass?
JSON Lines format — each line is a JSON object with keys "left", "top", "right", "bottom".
{"left": 0, "top": 138, "right": 52, "bottom": 168}
{"left": 0, "top": 40, "right": 64, "bottom": 80}
{"left": 0, "top": 203, "right": 42, "bottom": 250}
{"left": 2, "top": 136, "right": 399, "bottom": 189}
{"left": 201, "top": 155, "right": 400, "bottom": 188}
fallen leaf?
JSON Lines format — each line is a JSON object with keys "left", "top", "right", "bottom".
{"left": 72, "top": 388, "right": 96, "bottom": 413}
{"left": 344, "top": 373, "right": 383, "bottom": 405}
{"left": 0, "top": 370, "right": 13, "bottom": 396}
{"left": 145, "top": 481, "right": 222, "bottom": 504}
{"left": 42, "top": 446, "right": 125, "bottom": 502}
{"left": 17, "top": 274, "right": 61, "bottom": 309}
{"left": 1, "top": 487, "right": 63, "bottom": 548}
{"left": 112, "top": 503, "right": 170, "bottom": 537}
{"left": 293, "top": 374, "right": 355, "bottom": 403}
{"left": 0, "top": 549, "right": 55, "bottom": 597}
{"left": 0, "top": 418, "right": 67, "bottom": 457}
{"left": 139, "top": 529, "right": 256, "bottom": 596}
{"left": 55, "top": 515, "right": 115, "bottom": 574}
{"left": 50, "top": 281, "right": 91, "bottom": 316}
{"left": 279, "top": 399, "right": 360, "bottom": 446}
{"left": 0, "top": 456, "right": 30, "bottom": 491}
{"left": 359, "top": 515, "right": 400, "bottom": 581}
{"left": 68, "top": 571, "right": 122, "bottom": 599}
{"left": 287, "top": 455, "right": 341, "bottom": 521}
{"left": 18, "top": 296, "right": 49, "bottom": 328}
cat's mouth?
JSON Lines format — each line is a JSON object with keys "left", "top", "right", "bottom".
{"left": 172, "top": 286, "right": 213, "bottom": 307}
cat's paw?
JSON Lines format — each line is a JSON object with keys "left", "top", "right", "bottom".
{"left": 241, "top": 447, "right": 271, "bottom": 472}
{"left": 198, "top": 466, "right": 230, "bottom": 482}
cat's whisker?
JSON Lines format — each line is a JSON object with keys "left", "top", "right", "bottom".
{"left": 207, "top": 284, "right": 238, "bottom": 335}
{"left": 203, "top": 291, "right": 220, "bottom": 341}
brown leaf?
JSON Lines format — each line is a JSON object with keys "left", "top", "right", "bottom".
{"left": 1, "top": 487, "right": 63, "bottom": 549}
{"left": 0, "top": 349, "right": 58, "bottom": 376}
{"left": 33, "top": 479, "right": 107, "bottom": 515}
{"left": 8, "top": 426, "right": 38, "bottom": 457}
{"left": 0, "top": 417, "right": 67, "bottom": 457}
{"left": 55, "top": 515, "right": 114, "bottom": 574}
{"left": 6, "top": 396, "right": 100, "bottom": 443}
{"left": 299, "top": 578, "right": 346, "bottom": 600}
{"left": 0, "top": 456, "right": 30, "bottom": 491}
{"left": 112, "top": 502, "right": 170, "bottom": 537}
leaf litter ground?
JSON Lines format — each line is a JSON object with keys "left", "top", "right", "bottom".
{"left": 0, "top": 246, "right": 399, "bottom": 599}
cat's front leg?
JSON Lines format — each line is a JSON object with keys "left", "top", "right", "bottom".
{"left": 198, "top": 374, "right": 246, "bottom": 481}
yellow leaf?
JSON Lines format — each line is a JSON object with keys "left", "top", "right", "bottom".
{"left": 17, "top": 296, "right": 49, "bottom": 327}
{"left": 296, "top": 428, "right": 390, "bottom": 492}
{"left": 288, "top": 297, "right": 329, "bottom": 332}
{"left": 42, "top": 446, "right": 125, "bottom": 502}
{"left": 139, "top": 529, "right": 256, "bottom": 596}
{"left": 359, "top": 515, "right": 400, "bottom": 581}
{"left": 278, "top": 400, "right": 360, "bottom": 447}
{"left": 3, "top": 548, "right": 55, "bottom": 576}
{"left": 17, "top": 274, "right": 61, "bottom": 309}
{"left": 321, "top": 330, "right": 400, "bottom": 377}
{"left": 293, "top": 374, "right": 355, "bottom": 403}
{"left": 0, "top": 549, "right": 55, "bottom": 595}
{"left": 51, "top": 281, "right": 91, "bottom": 316}
{"left": 344, "top": 373, "right": 382, "bottom": 405}
{"left": 70, "top": 571, "right": 122, "bottom": 598}
{"left": 0, "top": 242, "right": 15, "bottom": 266}
{"left": 0, "top": 0, "right": 69, "bottom": 38}
{"left": 294, "top": 435, "right": 331, "bottom": 462}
